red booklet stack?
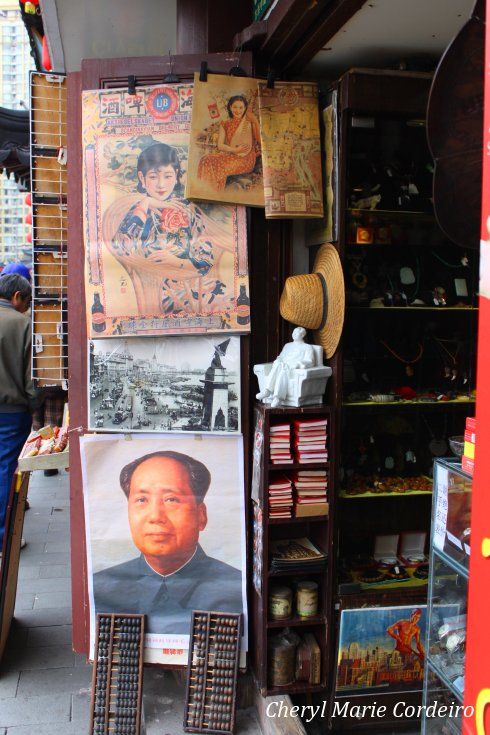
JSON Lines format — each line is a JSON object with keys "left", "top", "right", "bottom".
{"left": 293, "top": 470, "right": 329, "bottom": 518}
{"left": 269, "top": 422, "right": 293, "bottom": 465}
{"left": 292, "top": 418, "right": 328, "bottom": 464}
{"left": 268, "top": 475, "right": 293, "bottom": 519}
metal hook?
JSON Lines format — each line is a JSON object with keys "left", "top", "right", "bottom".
{"left": 229, "top": 45, "right": 246, "bottom": 77}
{"left": 164, "top": 49, "right": 179, "bottom": 84}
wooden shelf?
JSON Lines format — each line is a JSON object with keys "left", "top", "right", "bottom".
{"left": 265, "top": 682, "right": 327, "bottom": 696}
{"left": 347, "top": 207, "right": 434, "bottom": 221}
{"left": 267, "top": 614, "right": 327, "bottom": 629}
{"left": 348, "top": 306, "right": 478, "bottom": 312}
{"left": 268, "top": 462, "right": 329, "bottom": 471}
{"left": 268, "top": 567, "right": 328, "bottom": 578}
{"left": 340, "top": 490, "right": 432, "bottom": 499}
{"left": 251, "top": 403, "right": 333, "bottom": 698}
{"left": 344, "top": 398, "right": 475, "bottom": 407}
{"left": 269, "top": 514, "right": 328, "bottom": 524}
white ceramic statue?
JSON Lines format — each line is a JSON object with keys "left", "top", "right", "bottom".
{"left": 256, "top": 327, "right": 316, "bottom": 407}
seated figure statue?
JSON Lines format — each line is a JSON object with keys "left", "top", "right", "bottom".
{"left": 256, "top": 327, "right": 316, "bottom": 408}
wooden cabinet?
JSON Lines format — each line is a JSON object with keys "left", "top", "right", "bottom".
{"left": 250, "top": 403, "right": 334, "bottom": 695}
{"left": 328, "top": 68, "right": 478, "bottom": 730}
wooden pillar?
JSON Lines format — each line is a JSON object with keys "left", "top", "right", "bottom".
{"left": 177, "top": 0, "right": 252, "bottom": 54}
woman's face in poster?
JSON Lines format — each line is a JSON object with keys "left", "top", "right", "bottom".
{"left": 138, "top": 164, "right": 177, "bottom": 204}
{"left": 230, "top": 99, "right": 246, "bottom": 119}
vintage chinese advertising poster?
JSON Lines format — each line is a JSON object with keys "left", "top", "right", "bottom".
{"left": 336, "top": 606, "right": 428, "bottom": 694}
{"left": 306, "top": 102, "right": 338, "bottom": 245}
{"left": 82, "top": 84, "right": 249, "bottom": 337}
{"left": 80, "top": 433, "right": 247, "bottom": 665}
{"left": 186, "top": 73, "right": 264, "bottom": 207}
{"left": 258, "top": 81, "right": 324, "bottom": 219}
{"left": 88, "top": 335, "right": 241, "bottom": 434}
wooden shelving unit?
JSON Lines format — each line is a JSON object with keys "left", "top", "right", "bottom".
{"left": 250, "top": 403, "right": 333, "bottom": 696}
{"left": 327, "top": 68, "right": 478, "bottom": 731}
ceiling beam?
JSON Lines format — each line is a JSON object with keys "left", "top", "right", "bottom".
{"left": 234, "top": 0, "right": 367, "bottom": 73}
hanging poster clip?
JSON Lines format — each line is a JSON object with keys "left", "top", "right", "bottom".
{"left": 229, "top": 45, "right": 246, "bottom": 77}
{"left": 267, "top": 68, "right": 275, "bottom": 89}
{"left": 127, "top": 75, "right": 137, "bottom": 96}
{"left": 199, "top": 61, "right": 208, "bottom": 82}
{"left": 163, "top": 50, "right": 179, "bottom": 84}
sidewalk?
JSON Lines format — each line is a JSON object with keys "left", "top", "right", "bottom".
{"left": 0, "top": 470, "right": 261, "bottom": 734}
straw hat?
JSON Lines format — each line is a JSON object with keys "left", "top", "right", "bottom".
{"left": 279, "top": 244, "right": 345, "bottom": 358}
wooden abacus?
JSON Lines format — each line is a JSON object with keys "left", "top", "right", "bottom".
{"left": 184, "top": 611, "right": 242, "bottom": 734}
{"left": 89, "top": 613, "right": 145, "bottom": 735}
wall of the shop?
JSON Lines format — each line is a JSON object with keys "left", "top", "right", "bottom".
{"left": 41, "top": 0, "right": 177, "bottom": 72}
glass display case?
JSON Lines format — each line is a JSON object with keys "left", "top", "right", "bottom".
{"left": 422, "top": 458, "right": 472, "bottom": 734}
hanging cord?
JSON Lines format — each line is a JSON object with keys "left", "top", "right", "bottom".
{"left": 229, "top": 45, "right": 245, "bottom": 76}
{"left": 380, "top": 341, "right": 424, "bottom": 365}
{"left": 431, "top": 250, "right": 469, "bottom": 269}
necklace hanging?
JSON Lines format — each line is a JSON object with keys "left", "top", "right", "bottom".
{"left": 380, "top": 341, "right": 424, "bottom": 376}
{"left": 422, "top": 414, "right": 448, "bottom": 456}
{"left": 434, "top": 337, "right": 460, "bottom": 381}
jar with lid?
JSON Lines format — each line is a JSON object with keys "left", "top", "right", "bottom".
{"left": 268, "top": 632, "right": 296, "bottom": 687}
{"left": 296, "top": 581, "right": 318, "bottom": 618}
{"left": 269, "top": 585, "right": 293, "bottom": 621}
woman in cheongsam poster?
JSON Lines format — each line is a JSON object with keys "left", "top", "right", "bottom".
{"left": 110, "top": 143, "right": 228, "bottom": 315}
{"left": 197, "top": 95, "right": 261, "bottom": 191}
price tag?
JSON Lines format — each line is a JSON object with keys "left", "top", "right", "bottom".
{"left": 34, "top": 333, "right": 43, "bottom": 354}
{"left": 434, "top": 466, "right": 448, "bottom": 551}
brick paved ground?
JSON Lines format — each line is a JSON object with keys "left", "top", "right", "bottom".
{"left": 0, "top": 470, "right": 261, "bottom": 734}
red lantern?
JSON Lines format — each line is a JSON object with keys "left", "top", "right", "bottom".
{"left": 25, "top": 212, "right": 33, "bottom": 225}
{"left": 26, "top": 231, "right": 32, "bottom": 244}
{"left": 42, "top": 35, "right": 52, "bottom": 72}
{"left": 24, "top": 193, "right": 32, "bottom": 206}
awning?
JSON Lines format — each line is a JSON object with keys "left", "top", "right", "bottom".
{"left": 0, "top": 106, "right": 30, "bottom": 190}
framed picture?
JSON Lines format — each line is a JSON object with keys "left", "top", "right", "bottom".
{"left": 82, "top": 83, "right": 250, "bottom": 337}
{"left": 186, "top": 73, "right": 264, "bottom": 207}
{"left": 80, "top": 433, "right": 247, "bottom": 665}
{"left": 336, "top": 605, "right": 428, "bottom": 694}
{"left": 88, "top": 336, "right": 241, "bottom": 434}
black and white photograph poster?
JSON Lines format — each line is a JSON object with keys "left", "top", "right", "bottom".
{"left": 80, "top": 433, "right": 247, "bottom": 665}
{"left": 88, "top": 336, "right": 241, "bottom": 433}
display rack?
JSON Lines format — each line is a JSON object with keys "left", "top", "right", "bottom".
{"left": 421, "top": 458, "right": 471, "bottom": 735}
{"left": 250, "top": 403, "right": 333, "bottom": 696}
{"left": 325, "top": 68, "right": 477, "bottom": 731}
{"left": 30, "top": 71, "right": 68, "bottom": 387}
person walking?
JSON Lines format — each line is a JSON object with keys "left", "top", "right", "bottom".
{"left": 0, "top": 274, "right": 37, "bottom": 552}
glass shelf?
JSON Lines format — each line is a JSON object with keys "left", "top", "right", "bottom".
{"left": 426, "top": 659, "right": 464, "bottom": 705}
{"left": 433, "top": 546, "right": 469, "bottom": 581}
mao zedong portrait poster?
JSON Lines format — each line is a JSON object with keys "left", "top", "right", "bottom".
{"left": 80, "top": 434, "right": 247, "bottom": 665}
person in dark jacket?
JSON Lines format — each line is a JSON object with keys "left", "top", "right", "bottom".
{"left": 93, "top": 451, "right": 243, "bottom": 633}
{"left": 0, "top": 274, "right": 36, "bottom": 548}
